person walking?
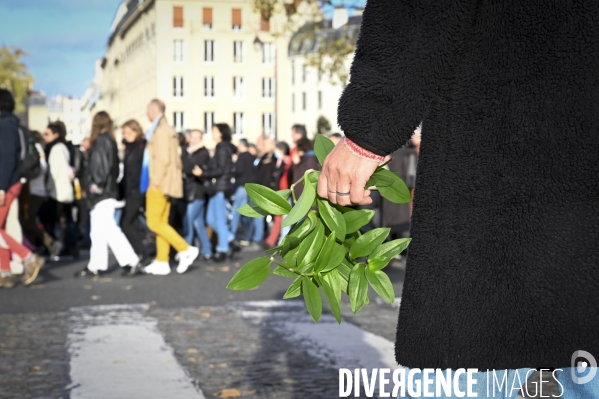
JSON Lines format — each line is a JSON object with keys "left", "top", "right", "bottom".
{"left": 141, "top": 99, "right": 198, "bottom": 275}
{"left": 182, "top": 129, "right": 212, "bottom": 260}
{"left": 0, "top": 89, "right": 45, "bottom": 288}
{"left": 230, "top": 139, "right": 257, "bottom": 245}
{"left": 318, "top": 0, "right": 599, "bottom": 396}
{"left": 194, "top": 123, "right": 240, "bottom": 262}
{"left": 75, "top": 111, "right": 143, "bottom": 278}
{"left": 120, "top": 119, "right": 148, "bottom": 269}
{"left": 264, "top": 141, "right": 291, "bottom": 248}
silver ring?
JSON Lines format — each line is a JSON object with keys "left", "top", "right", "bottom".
{"left": 337, "top": 191, "right": 350, "bottom": 196}
{"left": 327, "top": 189, "right": 337, "bottom": 194}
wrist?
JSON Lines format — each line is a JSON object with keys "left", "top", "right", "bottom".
{"left": 0, "top": 190, "right": 5, "bottom": 196}
{"left": 343, "top": 137, "right": 386, "bottom": 163}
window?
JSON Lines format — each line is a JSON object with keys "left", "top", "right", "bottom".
{"left": 233, "top": 41, "right": 244, "bottom": 63}
{"left": 233, "top": 76, "right": 244, "bottom": 99}
{"left": 262, "top": 43, "right": 275, "bottom": 64}
{"left": 203, "top": 7, "right": 213, "bottom": 29}
{"left": 204, "top": 40, "right": 214, "bottom": 62}
{"left": 318, "top": 91, "right": 322, "bottom": 110}
{"left": 173, "top": 40, "right": 185, "bottom": 62}
{"left": 173, "top": 76, "right": 184, "bottom": 97}
{"left": 291, "top": 61, "right": 295, "bottom": 85}
{"left": 291, "top": 93, "right": 295, "bottom": 112}
{"left": 302, "top": 92, "right": 306, "bottom": 110}
{"left": 173, "top": 112, "right": 184, "bottom": 132}
{"left": 318, "top": 70, "right": 323, "bottom": 82}
{"left": 204, "top": 76, "right": 215, "bottom": 98}
{"left": 262, "top": 77, "right": 275, "bottom": 99}
{"left": 204, "top": 112, "right": 214, "bottom": 135}
{"left": 302, "top": 65, "right": 307, "bottom": 83}
{"left": 173, "top": 6, "right": 183, "bottom": 28}
{"left": 232, "top": 8, "right": 242, "bottom": 30}
{"left": 260, "top": 13, "right": 270, "bottom": 32}
{"left": 233, "top": 112, "right": 244, "bottom": 136}
{"left": 262, "top": 113, "right": 274, "bottom": 136}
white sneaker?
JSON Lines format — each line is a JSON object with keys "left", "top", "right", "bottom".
{"left": 175, "top": 246, "right": 199, "bottom": 274}
{"left": 143, "top": 260, "right": 171, "bottom": 275}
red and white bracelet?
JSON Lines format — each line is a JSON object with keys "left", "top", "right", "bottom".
{"left": 343, "top": 137, "right": 386, "bottom": 163}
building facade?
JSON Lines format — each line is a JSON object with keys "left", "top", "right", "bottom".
{"left": 102, "top": 0, "right": 295, "bottom": 142}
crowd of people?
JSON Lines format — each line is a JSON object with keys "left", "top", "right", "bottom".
{"left": 0, "top": 88, "right": 348, "bottom": 287}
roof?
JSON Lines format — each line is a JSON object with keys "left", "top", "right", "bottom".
{"left": 288, "top": 15, "right": 362, "bottom": 57}
{"left": 107, "top": 0, "right": 153, "bottom": 46}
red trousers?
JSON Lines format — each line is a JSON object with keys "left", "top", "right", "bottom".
{"left": 0, "top": 183, "right": 30, "bottom": 272}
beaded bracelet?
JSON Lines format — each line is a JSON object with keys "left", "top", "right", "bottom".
{"left": 343, "top": 137, "right": 386, "bottom": 163}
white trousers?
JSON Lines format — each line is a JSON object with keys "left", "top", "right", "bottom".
{"left": 88, "top": 198, "right": 139, "bottom": 272}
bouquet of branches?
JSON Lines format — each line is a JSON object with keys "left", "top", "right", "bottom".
{"left": 227, "top": 135, "right": 412, "bottom": 323}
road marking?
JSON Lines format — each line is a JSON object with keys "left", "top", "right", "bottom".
{"left": 67, "top": 304, "right": 205, "bottom": 399}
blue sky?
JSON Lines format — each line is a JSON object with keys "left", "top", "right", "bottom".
{"left": 0, "top": 0, "right": 121, "bottom": 98}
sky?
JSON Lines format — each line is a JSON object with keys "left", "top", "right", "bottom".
{"left": 0, "top": 0, "right": 122, "bottom": 98}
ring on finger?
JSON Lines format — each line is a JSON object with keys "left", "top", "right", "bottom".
{"left": 337, "top": 191, "right": 350, "bottom": 196}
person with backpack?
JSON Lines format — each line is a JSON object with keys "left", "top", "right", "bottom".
{"left": 19, "top": 130, "right": 62, "bottom": 258}
{"left": 0, "top": 89, "right": 45, "bottom": 288}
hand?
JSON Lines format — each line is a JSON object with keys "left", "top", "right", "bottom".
{"left": 317, "top": 141, "right": 390, "bottom": 206}
{"left": 0, "top": 192, "right": 5, "bottom": 207}
{"left": 192, "top": 165, "right": 203, "bottom": 176}
{"left": 291, "top": 152, "right": 301, "bottom": 165}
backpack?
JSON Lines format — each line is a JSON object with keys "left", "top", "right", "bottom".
{"left": 18, "top": 126, "right": 42, "bottom": 181}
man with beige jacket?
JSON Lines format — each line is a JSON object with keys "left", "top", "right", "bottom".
{"left": 142, "top": 99, "right": 198, "bottom": 275}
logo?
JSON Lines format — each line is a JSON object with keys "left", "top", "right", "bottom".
{"left": 571, "top": 350, "right": 597, "bottom": 385}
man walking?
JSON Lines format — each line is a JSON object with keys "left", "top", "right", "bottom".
{"left": 0, "top": 89, "right": 45, "bottom": 288}
{"left": 141, "top": 99, "right": 198, "bottom": 275}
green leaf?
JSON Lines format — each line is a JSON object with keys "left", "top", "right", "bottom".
{"left": 343, "top": 209, "right": 375, "bottom": 234}
{"left": 375, "top": 170, "right": 411, "bottom": 204}
{"left": 314, "top": 134, "right": 335, "bottom": 166}
{"left": 307, "top": 171, "right": 321, "bottom": 185}
{"left": 365, "top": 169, "right": 396, "bottom": 188}
{"left": 277, "top": 189, "right": 291, "bottom": 199}
{"left": 321, "top": 271, "right": 342, "bottom": 324}
{"left": 344, "top": 231, "right": 360, "bottom": 247}
{"left": 317, "top": 198, "right": 346, "bottom": 240}
{"left": 273, "top": 265, "right": 298, "bottom": 278}
{"left": 365, "top": 268, "right": 395, "bottom": 304}
{"left": 237, "top": 201, "right": 269, "bottom": 218}
{"left": 349, "top": 228, "right": 390, "bottom": 259}
{"left": 320, "top": 243, "right": 347, "bottom": 273}
{"left": 314, "top": 232, "right": 336, "bottom": 273}
{"left": 245, "top": 183, "right": 292, "bottom": 215}
{"left": 338, "top": 260, "right": 351, "bottom": 294}
{"left": 348, "top": 263, "right": 368, "bottom": 314}
{"left": 368, "top": 238, "right": 412, "bottom": 271}
{"left": 282, "top": 175, "right": 316, "bottom": 227}
{"left": 283, "top": 276, "right": 302, "bottom": 299}
{"left": 282, "top": 245, "right": 300, "bottom": 267}
{"left": 302, "top": 277, "right": 322, "bottom": 322}
{"left": 297, "top": 218, "right": 325, "bottom": 266}
{"left": 286, "top": 215, "right": 314, "bottom": 241}
{"left": 226, "top": 257, "right": 271, "bottom": 290}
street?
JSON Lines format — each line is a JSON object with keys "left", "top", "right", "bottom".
{"left": 0, "top": 249, "right": 406, "bottom": 399}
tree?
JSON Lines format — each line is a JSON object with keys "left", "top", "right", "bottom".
{"left": 316, "top": 115, "right": 331, "bottom": 135}
{"left": 0, "top": 46, "right": 33, "bottom": 114}
{"left": 255, "top": 0, "right": 363, "bottom": 85}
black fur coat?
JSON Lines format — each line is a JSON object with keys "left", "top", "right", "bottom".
{"left": 338, "top": 0, "right": 599, "bottom": 370}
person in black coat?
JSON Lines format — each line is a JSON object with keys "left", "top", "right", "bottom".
{"left": 318, "top": 0, "right": 599, "bottom": 395}
{"left": 76, "top": 111, "right": 142, "bottom": 278}
{"left": 182, "top": 129, "right": 212, "bottom": 260}
{"left": 230, "top": 139, "right": 257, "bottom": 243}
{"left": 194, "top": 123, "right": 240, "bottom": 262}
{"left": 119, "top": 119, "right": 148, "bottom": 267}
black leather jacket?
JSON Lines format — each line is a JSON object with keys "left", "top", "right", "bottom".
{"left": 183, "top": 146, "right": 211, "bottom": 201}
{"left": 202, "top": 141, "right": 235, "bottom": 195}
{"left": 84, "top": 133, "right": 120, "bottom": 208}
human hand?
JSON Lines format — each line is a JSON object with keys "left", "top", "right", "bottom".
{"left": 192, "top": 165, "right": 203, "bottom": 176}
{"left": 317, "top": 141, "right": 390, "bottom": 206}
{"left": 291, "top": 152, "right": 301, "bottom": 165}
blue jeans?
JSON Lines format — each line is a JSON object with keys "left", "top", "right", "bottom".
{"left": 231, "top": 186, "right": 265, "bottom": 242}
{"left": 206, "top": 192, "right": 234, "bottom": 253}
{"left": 230, "top": 186, "right": 247, "bottom": 239}
{"left": 184, "top": 199, "right": 212, "bottom": 256}
{"left": 399, "top": 367, "right": 599, "bottom": 398}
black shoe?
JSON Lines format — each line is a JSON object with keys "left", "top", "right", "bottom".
{"left": 229, "top": 240, "right": 242, "bottom": 254}
{"left": 213, "top": 252, "right": 227, "bottom": 262}
{"left": 198, "top": 254, "right": 213, "bottom": 262}
{"left": 122, "top": 263, "right": 143, "bottom": 277}
{"left": 74, "top": 268, "right": 104, "bottom": 278}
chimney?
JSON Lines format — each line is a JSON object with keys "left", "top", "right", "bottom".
{"left": 332, "top": 6, "right": 348, "bottom": 29}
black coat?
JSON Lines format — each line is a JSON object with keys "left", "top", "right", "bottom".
{"left": 202, "top": 141, "right": 235, "bottom": 195}
{"left": 233, "top": 151, "right": 257, "bottom": 187}
{"left": 338, "top": 0, "right": 599, "bottom": 370}
{"left": 84, "top": 133, "right": 120, "bottom": 208}
{"left": 0, "top": 111, "right": 21, "bottom": 192}
{"left": 183, "top": 146, "right": 210, "bottom": 201}
{"left": 255, "top": 152, "right": 279, "bottom": 190}
{"left": 122, "top": 139, "right": 146, "bottom": 197}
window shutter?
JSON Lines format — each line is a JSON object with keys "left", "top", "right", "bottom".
{"left": 232, "top": 8, "right": 242, "bottom": 29}
{"left": 173, "top": 6, "right": 183, "bottom": 28}
{"left": 203, "top": 8, "right": 213, "bottom": 27}
{"left": 260, "top": 12, "right": 270, "bottom": 32}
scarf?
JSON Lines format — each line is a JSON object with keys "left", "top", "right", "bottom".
{"left": 140, "top": 116, "right": 161, "bottom": 193}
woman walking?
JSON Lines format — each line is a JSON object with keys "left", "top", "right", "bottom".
{"left": 120, "top": 119, "right": 148, "bottom": 269}
{"left": 195, "top": 123, "right": 239, "bottom": 262}
{"left": 75, "top": 111, "right": 142, "bottom": 278}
